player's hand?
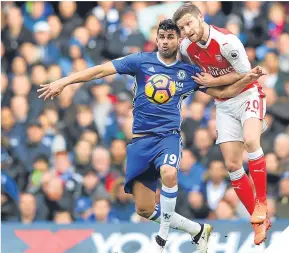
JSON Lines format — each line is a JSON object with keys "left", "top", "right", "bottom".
{"left": 37, "top": 80, "right": 66, "bottom": 101}
{"left": 245, "top": 66, "right": 267, "bottom": 82}
{"left": 192, "top": 72, "right": 216, "bottom": 86}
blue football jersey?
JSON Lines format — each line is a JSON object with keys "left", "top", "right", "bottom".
{"left": 112, "top": 52, "right": 201, "bottom": 134}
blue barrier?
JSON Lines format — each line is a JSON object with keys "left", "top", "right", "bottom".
{"left": 2, "top": 220, "right": 289, "bottom": 253}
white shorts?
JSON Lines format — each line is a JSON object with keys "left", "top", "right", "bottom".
{"left": 215, "top": 86, "right": 267, "bottom": 145}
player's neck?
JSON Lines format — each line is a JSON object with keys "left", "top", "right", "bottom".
{"left": 158, "top": 53, "right": 177, "bottom": 65}
{"left": 200, "top": 23, "right": 210, "bottom": 44}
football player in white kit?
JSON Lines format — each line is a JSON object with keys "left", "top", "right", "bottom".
{"left": 173, "top": 3, "right": 270, "bottom": 245}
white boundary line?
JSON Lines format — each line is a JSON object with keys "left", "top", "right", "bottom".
{"left": 265, "top": 226, "right": 289, "bottom": 253}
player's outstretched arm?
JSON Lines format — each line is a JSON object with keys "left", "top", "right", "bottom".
{"left": 37, "top": 62, "right": 117, "bottom": 101}
{"left": 205, "top": 66, "right": 266, "bottom": 99}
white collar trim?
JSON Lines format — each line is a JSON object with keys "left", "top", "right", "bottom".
{"left": 157, "top": 52, "right": 178, "bottom": 66}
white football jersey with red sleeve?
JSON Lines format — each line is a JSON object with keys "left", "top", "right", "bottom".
{"left": 180, "top": 25, "right": 263, "bottom": 99}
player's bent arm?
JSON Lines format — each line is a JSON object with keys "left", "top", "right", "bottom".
{"left": 61, "top": 62, "right": 117, "bottom": 87}
{"left": 206, "top": 71, "right": 246, "bottom": 87}
{"left": 206, "top": 71, "right": 259, "bottom": 99}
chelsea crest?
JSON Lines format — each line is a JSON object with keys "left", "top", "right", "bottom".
{"left": 177, "top": 70, "right": 187, "bottom": 80}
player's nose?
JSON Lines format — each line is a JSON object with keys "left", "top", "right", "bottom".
{"left": 184, "top": 26, "right": 190, "bottom": 35}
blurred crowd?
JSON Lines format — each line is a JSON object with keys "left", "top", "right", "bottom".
{"left": 1, "top": 1, "right": 289, "bottom": 224}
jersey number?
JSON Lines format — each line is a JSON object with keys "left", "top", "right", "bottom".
{"left": 164, "top": 154, "right": 177, "bottom": 165}
{"left": 245, "top": 100, "right": 259, "bottom": 112}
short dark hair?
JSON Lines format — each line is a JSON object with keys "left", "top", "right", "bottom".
{"left": 157, "top": 19, "right": 180, "bottom": 36}
{"left": 172, "top": 3, "right": 201, "bottom": 24}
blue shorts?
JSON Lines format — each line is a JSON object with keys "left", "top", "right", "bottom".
{"left": 124, "top": 131, "right": 182, "bottom": 194}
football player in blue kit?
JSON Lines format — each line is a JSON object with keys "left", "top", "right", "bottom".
{"left": 38, "top": 19, "right": 264, "bottom": 253}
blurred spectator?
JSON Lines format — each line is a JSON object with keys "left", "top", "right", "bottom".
{"left": 19, "top": 193, "right": 38, "bottom": 223}
{"left": 12, "top": 75, "right": 31, "bottom": 97}
{"left": 10, "top": 95, "right": 29, "bottom": 127}
{"left": 143, "top": 26, "right": 158, "bottom": 52}
{"left": 263, "top": 52, "right": 286, "bottom": 96}
{"left": 1, "top": 107, "right": 26, "bottom": 153}
{"left": 27, "top": 155, "right": 49, "bottom": 193}
{"left": 92, "top": 146, "right": 120, "bottom": 192}
{"left": 80, "top": 129, "right": 100, "bottom": 147}
{"left": 67, "top": 104, "right": 98, "bottom": 147}
{"left": 59, "top": 38, "right": 94, "bottom": 76}
{"left": 52, "top": 151, "right": 82, "bottom": 195}
{"left": 2, "top": 7, "right": 34, "bottom": 61}
{"left": 186, "top": 191, "right": 211, "bottom": 219}
{"left": 1, "top": 72, "right": 10, "bottom": 107}
{"left": 58, "top": 1, "right": 83, "bottom": 37}
{"left": 74, "top": 139, "right": 93, "bottom": 175}
{"left": 92, "top": 1, "right": 120, "bottom": 34}
{"left": 74, "top": 197, "right": 93, "bottom": 222}
{"left": 178, "top": 149, "right": 205, "bottom": 193}
{"left": 206, "top": 1, "right": 227, "bottom": 28}
{"left": 267, "top": 197, "right": 277, "bottom": 220}
{"left": 225, "top": 14, "right": 247, "bottom": 45}
{"left": 73, "top": 26, "right": 90, "bottom": 49}
{"left": 207, "top": 118, "right": 217, "bottom": 142}
{"left": 1, "top": 41, "right": 8, "bottom": 72}
{"left": 90, "top": 82, "right": 113, "bottom": 139}
{"left": 104, "top": 92, "right": 133, "bottom": 146}
{"left": 268, "top": 3, "right": 289, "bottom": 42}
{"left": 200, "top": 160, "right": 228, "bottom": 210}
{"left": 277, "top": 33, "right": 289, "bottom": 74}
{"left": 266, "top": 152, "right": 282, "bottom": 196}
{"left": 22, "top": 2, "right": 54, "bottom": 31}
{"left": 54, "top": 211, "right": 73, "bottom": 224}
{"left": 40, "top": 175, "right": 77, "bottom": 220}
{"left": 56, "top": 85, "right": 77, "bottom": 124}
{"left": 194, "top": 91, "right": 214, "bottom": 126}
{"left": 11, "top": 119, "right": 51, "bottom": 172}
{"left": 84, "top": 15, "right": 106, "bottom": 64}
{"left": 47, "top": 64, "right": 63, "bottom": 82}
{"left": 106, "top": 9, "right": 146, "bottom": 59}
{"left": 111, "top": 178, "right": 135, "bottom": 221}
{"left": 80, "top": 170, "right": 108, "bottom": 200}
{"left": 192, "top": 128, "right": 223, "bottom": 167}
{"left": 19, "top": 42, "right": 41, "bottom": 65}
{"left": 1, "top": 171, "right": 19, "bottom": 221}
{"left": 33, "top": 21, "right": 60, "bottom": 65}
{"left": 181, "top": 103, "right": 202, "bottom": 147}
{"left": 223, "top": 187, "right": 249, "bottom": 219}
{"left": 234, "top": 2, "right": 268, "bottom": 48}
{"left": 110, "top": 139, "right": 127, "bottom": 171}
{"left": 91, "top": 197, "right": 119, "bottom": 223}
{"left": 11, "top": 56, "right": 27, "bottom": 76}
{"left": 276, "top": 176, "right": 289, "bottom": 218}
{"left": 274, "top": 133, "right": 289, "bottom": 172}
{"left": 47, "top": 15, "right": 67, "bottom": 54}
{"left": 215, "top": 200, "right": 236, "bottom": 220}
{"left": 38, "top": 106, "right": 59, "bottom": 147}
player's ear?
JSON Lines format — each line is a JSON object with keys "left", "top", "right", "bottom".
{"left": 198, "top": 13, "right": 204, "bottom": 23}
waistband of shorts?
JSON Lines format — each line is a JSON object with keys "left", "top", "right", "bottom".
{"left": 132, "top": 130, "right": 180, "bottom": 140}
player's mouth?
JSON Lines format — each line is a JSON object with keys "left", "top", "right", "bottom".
{"left": 189, "top": 33, "right": 195, "bottom": 39}
{"left": 162, "top": 47, "right": 169, "bottom": 50}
